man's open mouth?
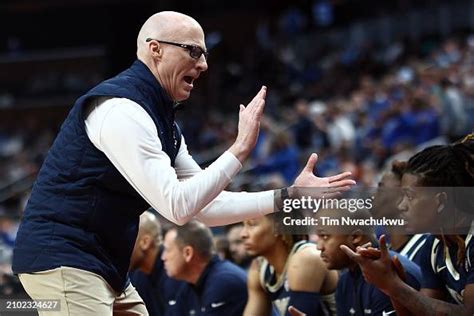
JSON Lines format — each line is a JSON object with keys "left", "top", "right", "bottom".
{"left": 183, "top": 76, "right": 194, "bottom": 85}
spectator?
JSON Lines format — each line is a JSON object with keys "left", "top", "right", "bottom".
{"left": 162, "top": 220, "right": 248, "bottom": 316}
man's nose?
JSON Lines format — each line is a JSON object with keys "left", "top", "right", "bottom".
{"left": 398, "top": 196, "right": 408, "bottom": 212}
{"left": 196, "top": 55, "right": 208, "bottom": 72}
{"left": 316, "top": 241, "right": 324, "bottom": 251}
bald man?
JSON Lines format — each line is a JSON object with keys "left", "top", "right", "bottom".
{"left": 13, "top": 11, "right": 354, "bottom": 315}
{"left": 129, "top": 211, "right": 184, "bottom": 316}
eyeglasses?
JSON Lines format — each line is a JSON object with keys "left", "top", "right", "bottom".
{"left": 146, "top": 38, "right": 209, "bottom": 60}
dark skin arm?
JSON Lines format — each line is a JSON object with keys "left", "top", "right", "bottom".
{"left": 340, "top": 235, "right": 474, "bottom": 316}
{"left": 243, "top": 260, "right": 272, "bottom": 316}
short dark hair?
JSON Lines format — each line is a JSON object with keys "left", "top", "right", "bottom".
{"left": 173, "top": 220, "right": 214, "bottom": 259}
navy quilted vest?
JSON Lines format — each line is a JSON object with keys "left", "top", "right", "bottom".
{"left": 13, "top": 60, "right": 181, "bottom": 292}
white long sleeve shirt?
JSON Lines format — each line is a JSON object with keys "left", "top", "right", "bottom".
{"left": 84, "top": 97, "right": 274, "bottom": 226}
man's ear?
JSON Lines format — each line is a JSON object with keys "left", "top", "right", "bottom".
{"left": 182, "top": 245, "right": 194, "bottom": 263}
{"left": 349, "top": 229, "right": 364, "bottom": 247}
{"left": 435, "top": 191, "right": 447, "bottom": 214}
{"left": 149, "top": 41, "right": 163, "bottom": 60}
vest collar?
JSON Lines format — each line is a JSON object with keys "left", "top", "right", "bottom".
{"left": 129, "top": 59, "right": 176, "bottom": 119}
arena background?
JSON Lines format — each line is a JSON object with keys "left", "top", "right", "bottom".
{"left": 1, "top": 0, "right": 474, "bottom": 307}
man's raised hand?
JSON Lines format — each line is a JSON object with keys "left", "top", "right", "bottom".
{"left": 229, "top": 86, "right": 267, "bottom": 163}
{"left": 291, "top": 153, "right": 356, "bottom": 198}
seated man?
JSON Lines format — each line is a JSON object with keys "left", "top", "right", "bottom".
{"left": 129, "top": 211, "right": 184, "bottom": 316}
{"left": 372, "top": 160, "right": 427, "bottom": 265}
{"left": 315, "top": 208, "right": 421, "bottom": 316}
{"left": 341, "top": 136, "right": 474, "bottom": 315}
{"left": 241, "top": 212, "right": 338, "bottom": 316}
{"left": 162, "top": 220, "right": 247, "bottom": 316}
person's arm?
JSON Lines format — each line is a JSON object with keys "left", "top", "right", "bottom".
{"left": 243, "top": 260, "right": 272, "bottom": 316}
{"left": 86, "top": 95, "right": 354, "bottom": 226}
{"left": 172, "top": 136, "right": 275, "bottom": 226}
{"left": 386, "top": 282, "right": 473, "bottom": 315}
{"left": 86, "top": 98, "right": 244, "bottom": 225}
{"left": 173, "top": 134, "right": 356, "bottom": 226}
{"left": 193, "top": 153, "right": 355, "bottom": 226}
{"left": 340, "top": 235, "right": 474, "bottom": 315}
{"left": 287, "top": 246, "right": 333, "bottom": 293}
{"left": 285, "top": 246, "right": 338, "bottom": 315}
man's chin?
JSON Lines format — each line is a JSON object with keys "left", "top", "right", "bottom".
{"left": 325, "top": 262, "right": 336, "bottom": 270}
{"left": 244, "top": 249, "right": 258, "bottom": 257}
{"left": 175, "top": 90, "right": 191, "bottom": 102}
{"left": 324, "top": 260, "right": 342, "bottom": 270}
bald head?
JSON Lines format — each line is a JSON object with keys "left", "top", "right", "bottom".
{"left": 137, "top": 11, "right": 203, "bottom": 55}
{"left": 129, "top": 211, "right": 162, "bottom": 272}
{"left": 136, "top": 11, "right": 208, "bottom": 102}
{"left": 138, "top": 211, "right": 162, "bottom": 247}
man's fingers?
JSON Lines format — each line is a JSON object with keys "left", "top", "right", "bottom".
{"left": 254, "top": 98, "right": 266, "bottom": 118}
{"left": 260, "top": 85, "right": 267, "bottom": 99}
{"left": 248, "top": 86, "right": 267, "bottom": 108}
{"left": 359, "top": 247, "right": 381, "bottom": 259}
{"left": 288, "top": 306, "right": 306, "bottom": 316}
{"left": 327, "top": 171, "right": 354, "bottom": 183}
{"left": 328, "top": 179, "right": 357, "bottom": 188}
{"left": 304, "top": 153, "right": 318, "bottom": 173}
{"left": 321, "top": 185, "right": 352, "bottom": 198}
{"left": 379, "top": 235, "right": 390, "bottom": 259}
{"left": 340, "top": 245, "right": 362, "bottom": 262}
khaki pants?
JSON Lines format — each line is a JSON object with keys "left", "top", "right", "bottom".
{"left": 18, "top": 267, "right": 148, "bottom": 316}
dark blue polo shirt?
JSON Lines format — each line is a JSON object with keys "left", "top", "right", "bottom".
{"left": 166, "top": 256, "right": 247, "bottom": 316}
{"left": 129, "top": 247, "right": 184, "bottom": 316}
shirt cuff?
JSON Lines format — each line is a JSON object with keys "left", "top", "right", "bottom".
{"left": 258, "top": 190, "right": 275, "bottom": 215}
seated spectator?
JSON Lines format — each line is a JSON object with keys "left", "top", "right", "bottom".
{"left": 129, "top": 211, "right": 184, "bottom": 316}
{"left": 252, "top": 131, "right": 300, "bottom": 185}
{"left": 241, "top": 213, "right": 338, "bottom": 316}
{"left": 162, "top": 220, "right": 248, "bottom": 316}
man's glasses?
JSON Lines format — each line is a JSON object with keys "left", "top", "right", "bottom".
{"left": 146, "top": 38, "right": 208, "bottom": 60}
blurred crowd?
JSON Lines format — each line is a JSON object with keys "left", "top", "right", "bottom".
{"left": 181, "top": 34, "right": 474, "bottom": 192}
